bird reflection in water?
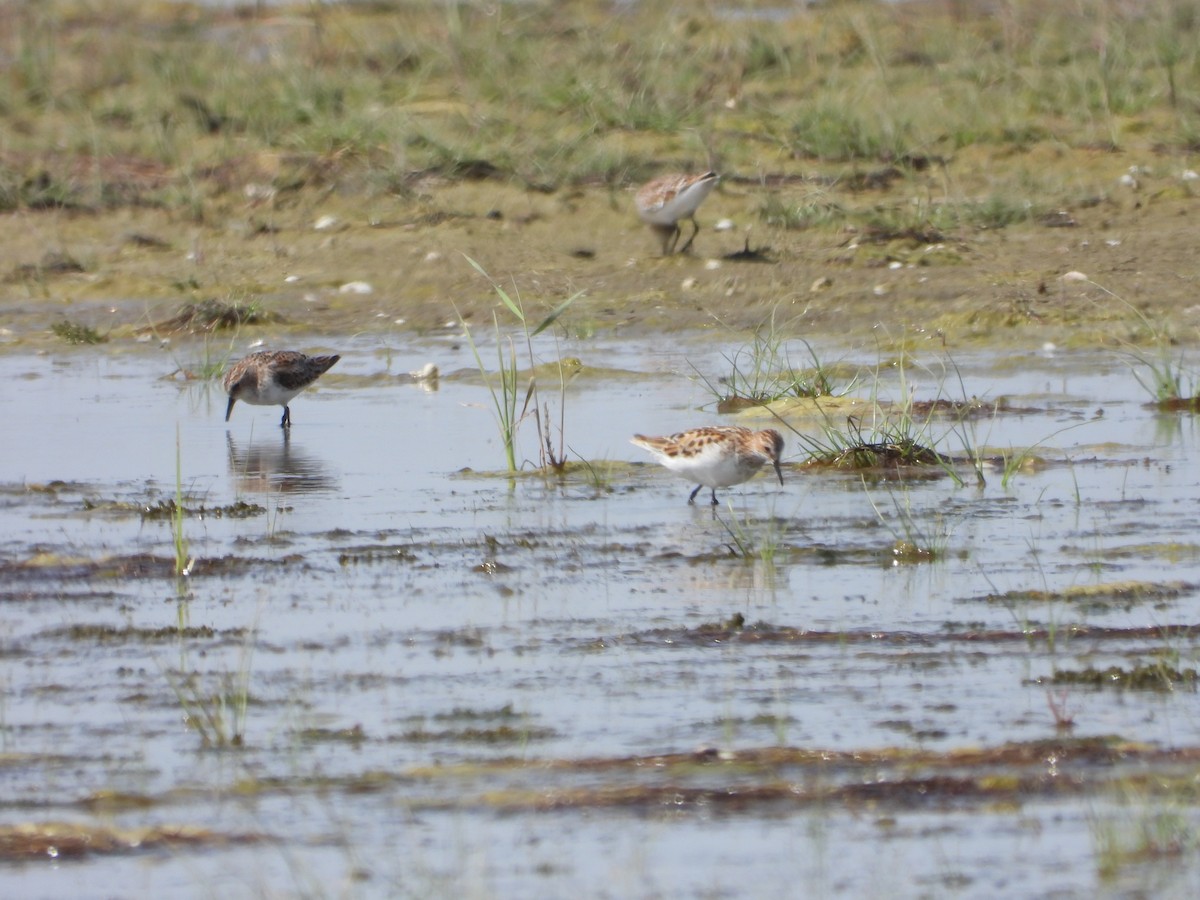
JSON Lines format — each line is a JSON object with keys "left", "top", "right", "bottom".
{"left": 226, "top": 432, "right": 338, "bottom": 495}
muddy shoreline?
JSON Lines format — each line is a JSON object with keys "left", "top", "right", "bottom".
{"left": 3, "top": 172, "right": 1194, "bottom": 351}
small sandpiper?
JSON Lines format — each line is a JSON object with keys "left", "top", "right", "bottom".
{"left": 631, "top": 425, "right": 784, "bottom": 505}
{"left": 635, "top": 171, "right": 719, "bottom": 255}
{"left": 223, "top": 350, "right": 340, "bottom": 428}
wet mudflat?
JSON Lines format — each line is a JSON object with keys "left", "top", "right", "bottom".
{"left": 2, "top": 334, "right": 1200, "bottom": 898}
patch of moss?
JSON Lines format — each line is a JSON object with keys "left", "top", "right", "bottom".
{"left": 697, "top": 613, "right": 746, "bottom": 632}
{"left": 980, "top": 580, "right": 1193, "bottom": 611}
{"left": 134, "top": 499, "right": 267, "bottom": 521}
{"left": 433, "top": 704, "right": 520, "bottom": 722}
{"left": 1046, "top": 664, "right": 1198, "bottom": 691}
{"left": 399, "top": 725, "right": 554, "bottom": 745}
{"left": 56, "top": 624, "right": 240, "bottom": 643}
{"left": 295, "top": 725, "right": 366, "bottom": 744}
{"left": 337, "top": 545, "right": 417, "bottom": 565}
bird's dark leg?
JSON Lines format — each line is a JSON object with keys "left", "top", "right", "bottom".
{"left": 281, "top": 406, "right": 291, "bottom": 428}
{"left": 688, "top": 484, "right": 703, "bottom": 505}
{"left": 664, "top": 223, "right": 681, "bottom": 255}
{"left": 709, "top": 488, "right": 719, "bottom": 506}
{"left": 679, "top": 215, "right": 701, "bottom": 254}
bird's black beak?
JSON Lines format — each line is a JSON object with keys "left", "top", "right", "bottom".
{"left": 225, "top": 395, "right": 236, "bottom": 422}
{"left": 774, "top": 458, "right": 783, "bottom": 485}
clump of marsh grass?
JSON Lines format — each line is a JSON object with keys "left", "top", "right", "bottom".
{"left": 795, "top": 352, "right": 994, "bottom": 488}
{"left": 50, "top": 319, "right": 105, "bottom": 345}
{"left": 172, "top": 426, "right": 194, "bottom": 580}
{"left": 1112, "top": 294, "right": 1200, "bottom": 410}
{"left": 800, "top": 414, "right": 947, "bottom": 471}
{"left": 165, "top": 671, "right": 248, "bottom": 749}
{"left": 164, "top": 604, "right": 260, "bottom": 749}
{"left": 995, "top": 421, "right": 1087, "bottom": 490}
{"left": 717, "top": 503, "right": 785, "bottom": 565}
{"left": 862, "top": 481, "right": 954, "bottom": 564}
{"left": 575, "top": 456, "right": 618, "bottom": 498}
{"left": 695, "top": 313, "right": 858, "bottom": 411}
{"left": 164, "top": 639, "right": 256, "bottom": 749}
{"left": 757, "top": 192, "right": 846, "bottom": 231}
{"left": 1092, "top": 794, "right": 1199, "bottom": 881}
{"left": 150, "top": 297, "right": 270, "bottom": 335}
{"left": 1127, "top": 341, "right": 1200, "bottom": 412}
{"left": 160, "top": 334, "right": 238, "bottom": 384}
{"left": 457, "top": 256, "right": 580, "bottom": 473}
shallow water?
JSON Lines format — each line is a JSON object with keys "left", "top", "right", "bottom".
{"left": 2, "top": 333, "right": 1200, "bottom": 898}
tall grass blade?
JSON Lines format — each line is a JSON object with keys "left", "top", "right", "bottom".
{"left": 531, "top": 290, "right": 583, "bottom": 336}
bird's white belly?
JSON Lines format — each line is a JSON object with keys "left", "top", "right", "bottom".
{"left": 243, "top": 383, "right": 303, "bottom": 407}
{"left": 659, "top": 446, "right": 754, "bottom": 488}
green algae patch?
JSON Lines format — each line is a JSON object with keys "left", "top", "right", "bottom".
{"left": 743, "top": 394, "right": 869, "bottom": 422}
{"left": 134, "top": 499, "right": 267, "bottom": 521}
{"left": 50, "top": 624, "right": 245, "bottom": 644}
{"left": 2, "top": 552, "right": 304, "bottom": 583}
{"left": 398, "top": 737, "right": 1200, "bottom": 815}
{"left": 295, "top": 724, "right": 368, "bottom": 745}
{"left": 602, "top": 620, "right": 1200, "bottom": 651}
{"left": 433, "top": 703, "right": 523, "bottom": 722}
{"left": 1043, "top": 664, "right": 1199, "bottom": 691}
{"left": 975, "top": 580, "right": 1195, "bottom": 611}
{"left": 1102, "top": 543, "right": 1200, "bottom": 564}
{"left": 398, "top": 725, "right": 556, "bottom": 746}
{"left": 337, "top": 544, "right": 418, "bottom": 566}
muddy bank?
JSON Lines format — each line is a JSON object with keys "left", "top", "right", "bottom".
{"left": 2, "top": 172, "right": 1193, "bottom": 349}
